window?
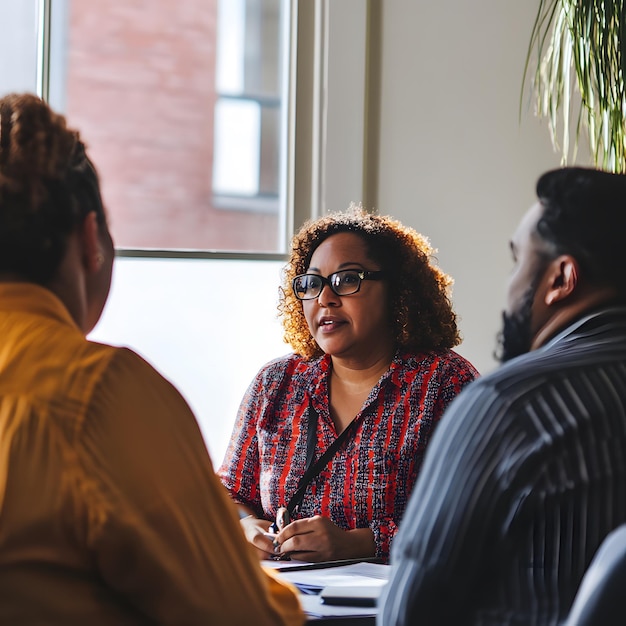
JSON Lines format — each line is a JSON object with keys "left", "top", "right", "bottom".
{"left": 46, "top": 0, "right": 289, "bottom": 253}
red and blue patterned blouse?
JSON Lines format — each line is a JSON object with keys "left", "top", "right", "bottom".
{"left": 218, "top": 349, "right": 478, "bottom": 560}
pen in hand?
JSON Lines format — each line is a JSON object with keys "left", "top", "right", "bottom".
{"left": 268, "top": 506, "right": 290, "bottom": 534}
{"left": 266, "top": 507, "right": 291, "bottom": 560}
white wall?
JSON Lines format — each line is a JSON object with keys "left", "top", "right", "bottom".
{"left": 375, "top": 0, "right": 580, "bottom": 374}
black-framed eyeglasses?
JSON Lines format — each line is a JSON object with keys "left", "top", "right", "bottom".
{"left": 292, "top": 269, "right": 385, "bottom": 300}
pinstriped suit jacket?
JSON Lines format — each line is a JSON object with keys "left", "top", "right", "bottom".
{"left": 380, "top": 306, "right": 626, "bottom": 626}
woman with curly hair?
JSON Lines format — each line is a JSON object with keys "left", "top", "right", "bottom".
{"left": 218, "top": 206, "right": 479, "bottom": 563}
{"left": 0, "top": 93, "right": 303, "bottom": 625}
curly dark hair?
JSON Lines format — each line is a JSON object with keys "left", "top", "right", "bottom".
{"left": 278, "top": 205, "right": 461, "bottom": 359}
{"left": 536, "top": 167, "right": 626, "bottom": 297}
{"left": 0, "top": 93, "right": 105, "bottom": 284}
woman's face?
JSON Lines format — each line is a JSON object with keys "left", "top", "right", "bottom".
{"left": 302, "top": 232, "right": 394, "bottom": 365}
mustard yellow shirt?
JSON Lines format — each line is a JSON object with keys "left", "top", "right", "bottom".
{"left": 0, "top": 283, "right": 304, "bottom": 626}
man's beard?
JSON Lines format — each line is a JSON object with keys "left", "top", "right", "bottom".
{"left": 494, "top": 282, "right": 538, "bottom": 364}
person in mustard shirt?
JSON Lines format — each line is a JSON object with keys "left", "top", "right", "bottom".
{"left": 0, "top": 92, "right": 304, "bottom": 626}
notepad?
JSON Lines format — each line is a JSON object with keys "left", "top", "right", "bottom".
{"left": 320, "top": 584, "right": 384, "bottom": 607}
{"left": 270, "top": 561, "right": 390, "bottom": 596}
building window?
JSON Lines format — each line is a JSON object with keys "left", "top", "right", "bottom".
{"left": 213, "top": 0, "right": 283, "bottom": 216}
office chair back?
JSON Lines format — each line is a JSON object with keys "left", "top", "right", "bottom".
{"left": 565, "top": 524, "right": 626, "bottom": 626}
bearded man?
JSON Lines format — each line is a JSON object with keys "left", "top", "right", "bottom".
{"left": 379, "top": 167, "right": 626, "bottom": 626}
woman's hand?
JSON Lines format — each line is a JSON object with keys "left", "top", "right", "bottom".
{"left": 239, "top": 515, "right": 277, "bottom": 560}
{"left": 274, "top": 515, "right": 376, "bottom": 562}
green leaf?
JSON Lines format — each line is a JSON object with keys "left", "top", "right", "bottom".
{"left": 522, "top": 0, "right": 626, "bottom": 172}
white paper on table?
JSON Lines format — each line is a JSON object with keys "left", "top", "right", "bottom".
{"left": 271, "top": 562, "right": 390, "bottom": 592}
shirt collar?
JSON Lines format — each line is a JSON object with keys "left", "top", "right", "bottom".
{"left": 0, "top": 282, "right": 80, "bottom": 330}
{"left": 543, "top": 304, "right": 626, "bottom": 350}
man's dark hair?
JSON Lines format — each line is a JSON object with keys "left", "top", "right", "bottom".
{"left": 536, "top": 167, "right": 626, "bottom": 296}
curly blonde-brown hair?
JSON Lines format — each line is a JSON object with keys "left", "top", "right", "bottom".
{"left": 278, "top": 205, "right": 461, "bottom": 359}
{"left": 0, "top": 93, "right": 105, "bottom": 284}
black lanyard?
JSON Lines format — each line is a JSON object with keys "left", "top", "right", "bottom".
{"left": 284, "top": 405, "right": 358, "bottom": 517}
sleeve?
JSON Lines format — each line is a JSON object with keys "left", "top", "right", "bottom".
{"left": 369, "top": 517, "right": 398, "bottom": 560}
{"left": 378, "top": 381, "right": 506, "bottom": 626}
{"left": 79, "top": 349, "right": 304, "bottom": 626}
{"left": 217, "top": 367, "right": 267, "bottom": 517}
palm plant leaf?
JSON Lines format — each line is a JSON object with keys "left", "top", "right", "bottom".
{"left": 523, "top": 0, "right": 626, "bottom": 172}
